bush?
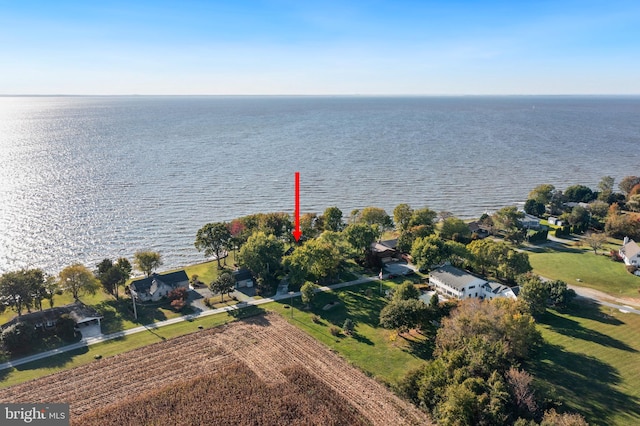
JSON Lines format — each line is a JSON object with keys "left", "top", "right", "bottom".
{"left": 343, "top": 319, "right": 354, "bottom": 335}
{"left": 56, "top": 314, "right": 77, "bottom": 342}
{"left": 1, "top": 322, "right": 35, "bottom": 356}
{"left": 329, "top": 326, "right": 341, "bottom": 337}
{"left": 203, "top": 298, "right": 213, "bottom": 308}
{"left": 626, "top": 265, "right": 638, "bottom": 275}
{"left": 311, "top": 314, "right": 321, "bottom": 324}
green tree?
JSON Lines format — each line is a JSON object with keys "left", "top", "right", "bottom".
{"left": 411, "top": 235, "right": 448, "bottom": 271}
{"left": 528, "top": 184, "right": 555, "bottom": 205}
{"left": 238, "top": 231, "right": 284, "bottom": 292}
{"left": 546, "top": 279, "right": 575, "bottom": 307}
{"left": 397, "top": 224, "right": 433, "bottom": 253}
{"left": 392, "top": 281, "right": 421, "bottom": 302}
{"left": 344, "top": 223, "right": 380, "bottom": 257}
{"left": 358, "top": 206, "right": 393, "bottom": 230}
{"left": 300, "top": 281, "right": 318, "bottom": 308}
{"left": 524, "top": 199, "right": 546, "bottom": 217}
{"left": 439, "top": 217, "right": 472, "bottom": 241}
{"left": 209, "top": 271, "right": 236, "bottom": 302}
{"left": 564, "top": 184, "right": 595, "bottom": 203}
{"left": 393, "top": 203, "right": 414, "bottom": 232}
{"left": 0, "top": 270, "right": 32, "bottom": 316}
{"left": 56, "top": 313, "right": 77, "bottom": 341}
{"left": 134, "top": 250, "right": 163, "bottom": 277}
{"left": 627, "top": 194, "right": 640, "bottom": 212}
{"left": 492, "top": 206, "right": 524, "bottom": 235}
{"left": 584, "top": 231, "right": 607, "bottom": 254}
{"left": 96, "top": 258, "right": 131, "bottom": 300}
{"left": 195, "top": 222, "right": 231, "bottom": 269}
{"left": 379, "top": 299, "right": 429, "bottom": 333}
{"left": 343, "top": 318, "right": 354, "bottom": 335}
{"left": 518, "top": 275, "right": 549, "bottom": 317}
{"left": 322, "top": 206, "right": 344, "bottom": 232}
{"left": 409, "top": 207, "right": 438, "bottom": 234}
{"left": 598, "top": 175, "right": 615, "bottom": 202}
{"left": 1, "top": 322, "right": 35, "bottom": 355}
{"left": 59, "top": 264, "right": 100, "bottom": 301}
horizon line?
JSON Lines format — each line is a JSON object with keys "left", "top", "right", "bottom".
{"left": 2, "top": 93, "right": 640, "bottom": 98}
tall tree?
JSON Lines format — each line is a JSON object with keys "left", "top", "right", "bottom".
{"left": 528, "top": 184, "right": 556, "bottom": 205}
{"left": 517, "top": 274, "right": 549, "bottom": 317}
{"left": 393, "top": 203, "right": 414, "bottom": 232}
{"left": 439, "top": 217, "right": 472, "bottom": 241}
{"left": 564, "top": 184, "right": 595, "bottom": 203}
{"left": 300, "top": 281, "right": 319, "bottom": 308}
{"left": 344, "top": 223, "right": 380, "bottom": 257}
{"left": 59, "top": 263, "right": 100, "bottom": 301}
{"left": 96, "top": 258, "right": 131, "bottom": 300}
{"left": 492, "top": 206, "right": 524, "bottom": 234}
{"left": 619, "top": 175, "right": 640, "bottom": 195}
{"left": 408, "top": 207, "right": 438, "bottom": 234}
{"left": 322, "top": 206, "right": 344, "bottom": 232}
{"left": 0, "top": 270, "right": 31, "bottom": 316}
{"left": 209, "top": 271, "right": 236, "bottom": 302}
{"left": 195, "top": 222, "right": 231, "bottom": 269}
{"left": 238, "top": 231, "right": 284, "bottom": 291}
{"left": 598, "top": 175, "right": 615, "bottom": 202}
{"left": 358, "top": 206, "right": 393, "bottom": 230}
{"left": 134, "top": 250, "right": 163, "bottom": 277}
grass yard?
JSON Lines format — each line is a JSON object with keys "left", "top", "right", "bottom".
{"left": 531, "top": 302, "right": 640, "bottom": 426}
{"left": 0, "top": 311, "right": 241, "bottom": 389}
{"left": 527, "top": 244, "right": 640, "bottom": 298}
{"left": 266, "top": 278, "right": 432, "bottom": 385}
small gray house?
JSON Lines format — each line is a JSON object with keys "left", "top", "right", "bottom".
{"left": 130, "top": 270, "right": 190, "bottom": 302}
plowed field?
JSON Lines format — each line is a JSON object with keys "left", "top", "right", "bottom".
{"left": 0, "top": 313, "right": 432, "bottom": 425}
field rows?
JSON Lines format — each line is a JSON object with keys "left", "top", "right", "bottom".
{"left": 0, "top": 314, "right": 432, "bottom": 425}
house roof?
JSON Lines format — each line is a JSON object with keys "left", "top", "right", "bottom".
{"left": 468, "top": 221, "right": 490, "bottom": 233}
{"left": 2, "top": 302, "right": 102, "bottom": 329}
{"left": 233, "top": 268, "right": 253, "bottom": 282}
{"left": 621, "top": 238, "right": 640, "bottom": 259}
{"left": 130, "top": 270, "right": 189, "bottom": 293}
{"left": 379, "top": 239, "right": 398, "bottom": 250}
{"left": 483, "top": 282, "right": 511, "bottom": 294}
{"left": 429, "top": 265, "right": 487, "bottom": 291}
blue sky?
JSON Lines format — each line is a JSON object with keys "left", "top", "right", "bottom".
{"left": 1, "top": 0, "right": 639, "bottom": 95}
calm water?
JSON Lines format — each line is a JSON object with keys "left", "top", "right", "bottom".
{"left": 1, "top": 96, "right": 639, "bottom": 274}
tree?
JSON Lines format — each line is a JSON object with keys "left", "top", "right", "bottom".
{"left": 518, "top": 275, "right": 549, "bottom": 317}
{"left": 587, "top": 200, "right": 609, "bottom": 219}
{"left": 300, "top": 281, "right": 318, "bottom": 308}
{"left": 195, "top": 222, "right": 231, "bottom": 269}
{"left": 524, "top": 199, "right": 546, "bottom": 217}
{"left": 322, "top": 206, "right": 344, "bottom": 232}
{"left": 379, "top": 299, "right": 429, "bottom": 333}
{"left": 238, "top": 231, "right": 284, "bottom": 292}
{"left": 619, "top": 175, "right": 640, "bottom": 195}
{"left": 344, "top": 223, "right": 380, "bottom": 257}
{"left": 56, "top": 314, "right": 77, "bottom": 341}
{"left": 393, "top": 203, "right": 413, "bottom": 232}
{"left": 209, "top": 272, "right": 236, "bottom": 302}
{"left": 411, "top": 235, "right": 447, "bottom": 271}
{"left": 546, "top": 280, "right": 575, "bottom": 307}
{"left": 564, "top": 184, "right": 595, "bottom": 203}
{"left": 59, "top": 264, "right": 100, "bottom": 301}
{"left": 134, "top": 251, "right": 162, "bottom": 277}
{"left": 358, "top": 206, "right": 393, "bottom": 230}
{"left": 299, "top": 213, "right": 320, "bottom": 240}
{"left": 1, "top": 322, "right": 35, "bottom": 355}
{"left": 627, "top": 194, "right": 640, "bottom": 212}
{"left": 397, "top": 224, "right": 433, "bottom": 253}
{"left": 408, "top": 207, "right": 437, "bottom": 234}
{"left": 598, "top": 175, "right": 615, "bottom": 202}
{"left": 584, "top": 231, "right": 607, "bottom": 255}
{"left": 605, "top": 212, "right": 640, "bottom": 240}
{"left": 528, "top": 184, "right": 555, "bottom": 205}
{"left": 392, "top": 281, "right": 421, "bottom": 302}
{"left": 492, "top": 206, "right": 524, "bottom": 235}
{"left": 168, "top": 287, "right": 189, "bottom": 310}
{"left": 439, "top": 217, "right": 471, "bottom": 241}
{"left": 0, "top": 270, "right": 32, "bottom": 316}
{"left": 96, "top": 258, "right": 131, "bottom": 300}
{"left": 343, "top": 318, "right": 354, "bottom": 335}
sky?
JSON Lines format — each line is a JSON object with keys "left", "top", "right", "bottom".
{"left": 1, "top": 0, "right": 639, "bottom": 95}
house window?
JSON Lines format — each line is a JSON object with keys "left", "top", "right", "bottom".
{"left": 468, "top": 285, "right": 475, "bottom": 289}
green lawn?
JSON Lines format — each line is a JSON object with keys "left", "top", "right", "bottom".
{"left": 531, "top": 302, "right": 640, "bottom": 426}
{"left": 266, "top": 277, "right": 431, "bottom": 385}
{"left": 527, "top": 244, "right": 640, "bottom": 298}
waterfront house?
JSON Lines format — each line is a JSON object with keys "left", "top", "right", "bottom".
{"left": 1, "top": 302, "right": 103, "bottom": 338}
{"left": 429, "top": 265, "right": 518, "bottom": 301}
{"left": 620, "top": 237, "right": 640, "bottom": 266}
{"left": 130, "top": 270, "right": 189, "bottom": 302}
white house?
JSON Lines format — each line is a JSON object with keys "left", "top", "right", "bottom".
{"left": 429, "top": 265, "right": 518, "bottom": 301}
{"left": 130, "top": 270, "right": 190, "bottom": 302}
{"left": 429, "top": 265, "right": 488, "bottom": 299}
{"left": 620, "top": 237, "right": 640, "bottom": 266}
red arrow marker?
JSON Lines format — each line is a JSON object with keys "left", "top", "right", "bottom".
{"left": 292, "top": 172, "right": 302, "bottom": 242}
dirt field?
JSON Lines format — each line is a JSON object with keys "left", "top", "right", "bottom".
{"left": 0, "top": 313, "right": 432, "bottom": 425}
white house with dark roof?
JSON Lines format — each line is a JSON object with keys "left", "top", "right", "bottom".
{"left": 130, "top": 270, "right": 189, "bottom": 302}
{"left": 429, "top": 265, "right": 488, "bottom": 299}
{"left": 620, "top": 237, "right": 640, "bottom": 266}
{"left": 429, "top": 265, "right": 518, "bottom": 301}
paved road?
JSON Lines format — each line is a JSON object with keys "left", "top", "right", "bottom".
{"left": 0, "top": 275, "right": 379, "bottom": 371}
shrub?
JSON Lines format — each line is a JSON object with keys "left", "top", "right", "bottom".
{"left": 203, "top": 298, "right": 213, "bottom": 308}
{"left": 1, "top": 322, "right": 35, "bottom": 356}
{"left": 56, "top": 314, "right": 77, "bottom": 341}
{"left": 311, "top": 314, "right": 321, "bottom": 324}
{"left": 626, "top": 265, "right": 638, "bottom": 275}
{"left": 329, "top": 326, "right": 341, "bottom": 336}
{"left": 343, "top": 319, "right": 354, "bottom": 335}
